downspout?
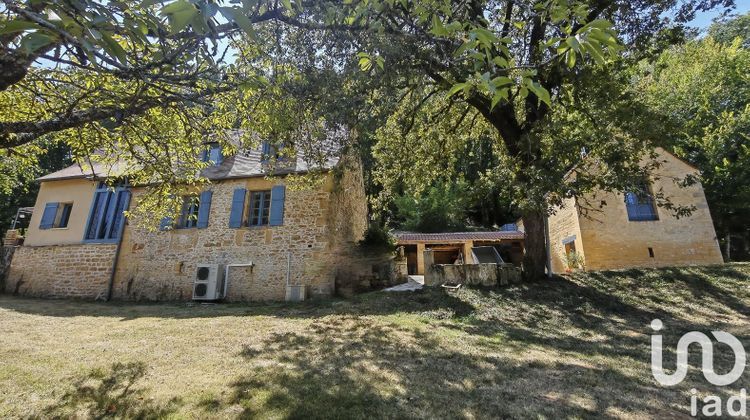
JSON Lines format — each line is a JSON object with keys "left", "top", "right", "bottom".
{"left": 106, "top": 232, "right": 124, "bottom": 301}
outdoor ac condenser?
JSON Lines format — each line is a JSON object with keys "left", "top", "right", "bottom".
{"left": 193, "top": 263, "right": 225, "bottom": 301}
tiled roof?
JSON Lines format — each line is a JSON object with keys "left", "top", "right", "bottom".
{"left": 37, "top": 146, "right": 340, "bottom": 182}
{"left": 394, "top": 231, "right": 525, "bottom": 242}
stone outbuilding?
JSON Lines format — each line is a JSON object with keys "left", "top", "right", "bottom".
{"left": 393, "top": 230, "right": 525, "bottom": 275}
{"left": 545, "top": 148, "right": 724, "bottom": 272}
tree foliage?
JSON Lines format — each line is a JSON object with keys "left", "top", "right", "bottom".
{"left": 636, "top": 26, "right": 750, "bottom": 259}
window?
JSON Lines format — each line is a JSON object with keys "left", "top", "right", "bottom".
{"left": 177, "top": 196, "right": 200, "bottom": 229}
{"left": 247, "top": 190, "right": 271, "bottom": 226}
{"left": 84, "top": 183, "right": 131, "bottom": 242}
{"left": 56, "top": 203, "right": 73, "bottom": 228}
{"left": 39, "top": 202, "right": 73, "bottom": 229}
{"left": 202, "top": 142, "right": 223, "bottom": 165}
{"left": 624, "top": 180, "right": 659, "bottom": 221}
{"left": 564, "top": 240, "right": 576, "bottom": 256}
{"left": 261, "top": 141, "right": 287, "bottom": 162}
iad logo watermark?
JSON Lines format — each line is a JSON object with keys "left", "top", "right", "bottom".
{"left": 650, "top": 319, "right": 747, "bottom": 417}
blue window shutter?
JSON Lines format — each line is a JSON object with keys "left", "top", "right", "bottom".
{"left": 39, "top": 202, "right": 59, "bottom": 229}
{"left": 216, "top": 146, "right": 223, "bottom": 165}
{"left": 159, "top": 216, "right": 173, "bottom": 231}
{"left": 269, "top": 185, "right": 285, "bottom": 226}
{"left": 197, "top": 190, "right": 213, "bottom": 229}
{"left": 229, "top": 188, "right": 246, "bottom": 228}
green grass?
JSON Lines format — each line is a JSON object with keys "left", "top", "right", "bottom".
{"left": 1, "top": 263, "right": 749, "bottom": 419}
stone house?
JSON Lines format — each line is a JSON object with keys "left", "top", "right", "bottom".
{"left": 545, "top": 148, "right": 724, "bottom": 273}
{"left": 4, "top": 142, "right": 370, "bottom": 301}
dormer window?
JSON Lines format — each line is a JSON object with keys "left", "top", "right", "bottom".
{"left": 202, "top": 142, "right": 223, "bottom": 165}
{"left": 261, "top": 141, "right": 288, "bottom": 163}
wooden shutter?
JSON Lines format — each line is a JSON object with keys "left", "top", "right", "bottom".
{"left": 229, "top": 188, "right": 246, "bottom": 228}
{"left": 39, "top": 202, "right": 59, "bottom": 229}
{"left": 269, "top": 185, "right": 285, "bottom": 226}
{"left": 197, "top": 190, "right": 213, "bottom": 229}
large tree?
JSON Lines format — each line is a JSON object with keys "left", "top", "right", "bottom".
{"left": 1, "top": 0, "right": 738, "bottom": 276}
{"left": 287, "top": 0, "right": 734, "bottom": 278}
{"left": 636, "top": 23, "right": 750, "bottom": 260}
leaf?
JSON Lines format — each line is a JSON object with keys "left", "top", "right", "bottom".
{"left": 447, "top": 82, "right": 469, "bottom": 98}
{"left": 491, "top": 88, "right": 509, "bottom": 109}
{"left": 527, "top": 81, "right": 551, "bottom": 106}
{"left": 356, "top": 52, "right": 372, "bottom": 71}
{"left": 492, "top": 56, "right": 509, "bottom": 69}
{"left": 20, "top": 32, "right": 55, "bottom": 53}
{"left": 431, "top": 14, "right": 448, "bottom": 36}
{"left": 100, "top": 32, "right": 127, "bottom": 64}
{"left": 282, "top": 0, "right": 293, "bottom": 12}
{"left": 161, "top": 0, "right": 199, "bottom": 34}
{"left": 219, "top": 7, "right": 256, "bottom": 37}
{"left": 566, "top": 50, "right": 576, "bottom": 68}
{"left": 491, "top": 76, "right": 512, "bottom": 87}
{"left": 454, "top": 40, "right": 477, "bottom": 57}
{"left": 0, "top": 20, "right": 43, "bottom": 35}
{"left": 583, "top": 41, "right": 605, "bottom": 64}
{"left": 472, "top": 27, "right": 497, "bottom": 47}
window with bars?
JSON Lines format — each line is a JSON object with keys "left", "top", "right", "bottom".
{"left": 624, "top": 180, "right": 659, "bottom": 221}
{"left": 247, "top": 190, "right": 271, "bottom": 226}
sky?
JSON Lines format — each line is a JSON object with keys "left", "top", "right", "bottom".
{"left": 688, "top": 1, "right": 750, "bottom": 30}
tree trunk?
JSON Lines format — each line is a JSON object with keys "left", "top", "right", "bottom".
{"left": 725, "top": 231, "right": 732, "bottom": 262}
{"left": 522, "top": 210, "right": 547, "bottom": 280}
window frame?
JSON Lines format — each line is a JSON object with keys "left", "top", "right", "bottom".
{"left": 201, "top": 142, "right": 223, "bottom": 165}
{"left": 53, "top": 202, "right": 73, "bottom": 229}
{"left": 246, "top": 190, "right": 272, "bottom": 227}
{"left": 177, "top": 195, "right": 200, "bottom": 229}
{"left": 624, "top": 180, "right": 659, "bottom": 222}
{"left": 83, "top": 182, "right": 131, "bottom": 243}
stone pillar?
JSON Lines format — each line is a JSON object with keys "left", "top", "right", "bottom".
{"left": 416, "top": 243, "right": 425, "bottom": 275}
{"left": 423, "top": 249, "right": 435, "bottom": 285}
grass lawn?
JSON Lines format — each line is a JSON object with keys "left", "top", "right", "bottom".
{"left": 1, "top": 264, "right": 749, "bottom": 419}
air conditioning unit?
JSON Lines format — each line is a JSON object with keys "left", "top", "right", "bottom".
{"left": 193, "top": 263, "right": 225, "bottom": 301}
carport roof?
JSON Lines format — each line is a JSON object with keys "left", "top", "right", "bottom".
{"left": 394, "top": 231, "right": 525, "bottom": 243}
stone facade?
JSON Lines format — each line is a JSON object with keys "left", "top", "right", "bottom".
{"left": 547, "top": 148, "right": 724, "bottom": 272}
{"left": 5, "top": 156, "right": 371, "bottom": 301}
{"left": 547, "top": 196, "right": 584, "bottom": 273}
{"left": 4, "top": 243, "right": 116, "bottom": 298}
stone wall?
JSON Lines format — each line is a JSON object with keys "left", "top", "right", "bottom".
{"left": 4, "top": 243, "right": 116, "bottom": 298}
{"left": 577, "top": 149, "right": 723, "bottom": 270}
{"left": 423, "top": 248, "right": 521, "bottom": 286}
{"left": 547, "top": 196, "right": 584, "bottom": 273}
{"left": 426, "top": 263, "right": 521, "bottom": 287}
{"left": 111, "top": 173, "right": 358, "bottom": 301}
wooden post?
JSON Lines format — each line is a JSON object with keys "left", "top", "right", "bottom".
{"left": 416, "top": 243, "right": 425, "bottom": 275}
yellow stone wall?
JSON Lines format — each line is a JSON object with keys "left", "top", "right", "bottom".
{"left": 572, "top": 149, "right": 723, "bottom": 271}
{"left": 24, "top": 178, "right": 98, "bottom": 246}
{"left": 112, "top": 168, "right": 368, "bottom": 301}
{"left": 5, "top": 243, "right": 116, "bottom": 298}
{"left": 547, "top": 196, "right": 584, "bottom": 273}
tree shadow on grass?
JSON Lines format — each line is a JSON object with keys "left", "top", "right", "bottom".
{"left": 223, "top": 316, "right": 693, "bottom": 419}
{"left": 43, "top": 361, "right": 181, "bottom": 419}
